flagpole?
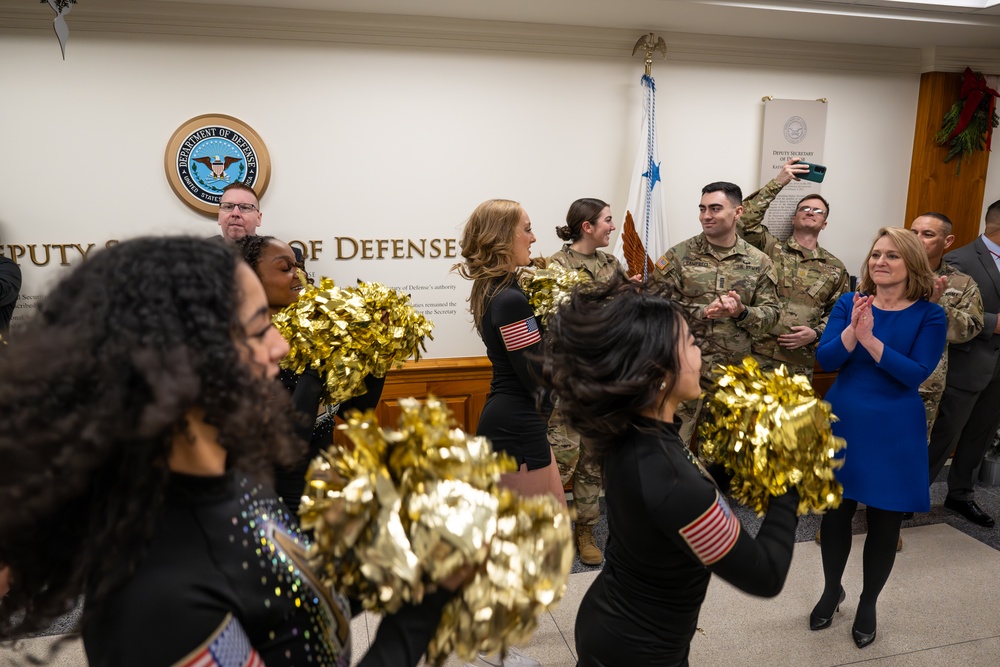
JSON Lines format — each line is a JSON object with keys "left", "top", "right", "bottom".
{"left": 615, "top": 33, "right": 670, "bottom": 280}
{"left": 634, "top": 33, "right": 667, "bottom": 280}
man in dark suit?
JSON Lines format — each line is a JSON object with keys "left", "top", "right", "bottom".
{"left": 0, "top": 254, "right": 21, "bottom": 335}
{"left": 928, "top": 199, "right": 1000, "bottom": 528}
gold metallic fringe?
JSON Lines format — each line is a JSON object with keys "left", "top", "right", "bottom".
{"left": 518, "top": 262, "right": 589, "bottom": 326}
{"left": 300, "top": 398, "right": 574, "bottom": 664}
{"left": 272, "top": 277, "right": 434, "bottom": 404}
{"left": 698, "top": 357, "right": 845, "bottom": 516}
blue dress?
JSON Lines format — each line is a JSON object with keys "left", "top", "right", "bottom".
{"left": 817, "top": 293, "right": 946, "bottom": 512}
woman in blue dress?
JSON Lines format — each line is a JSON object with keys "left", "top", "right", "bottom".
{"left": 810, "top": 227, "right": 946, "bottom": 649}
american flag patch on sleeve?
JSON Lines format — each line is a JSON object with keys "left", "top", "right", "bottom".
{"left": 175, "top": 614, "right": 264, "bottom": 667}
{"left": 655, "top": 255, "right": 668, "bottom": 271}
{"left": 499, "top": 316, "right": 541, "bottom": 351}
{"left": 679, "top": 491, "right": 740, "bottom": 565}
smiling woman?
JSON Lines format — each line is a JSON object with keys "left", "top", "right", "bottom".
{"left": 0, "top": 237, "right": 454, "bottom": 667}
{"left": 0, "top": 237, "right": 303, "bottom": 654}
{"left": 238, "top": 236, "right": 304, "bottom": 314}
{"left": 236, "top": 235, "right": 387, "bottom": 515}
{"left": 452, "top": 199, "right": 565, "bottom": 667}
{"left": 547, "top": 197, "right": 631, "bottom": 566}
{"left": 811, "top": 227, "right": 946, "bottom": 650}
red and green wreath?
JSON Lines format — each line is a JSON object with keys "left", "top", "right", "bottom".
{"left": 934, "top": 67, "right": 999, "bottom": 173}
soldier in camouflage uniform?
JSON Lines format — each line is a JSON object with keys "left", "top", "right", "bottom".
{"left": 547, "top": 197, "right": 630, "bottom": 565}
{"left": 652, "top": 182, "right": 780, "bottom": 446}
{"left": 911, "top": 214, "right": 984, "bottom": 442}
{"left": 739, "top": 160, "right": 850, "bottom": 380}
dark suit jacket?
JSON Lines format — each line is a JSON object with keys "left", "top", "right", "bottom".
{"left": 0, "top": 256, "right": 21, "bottom": 332}
{"left": 943, "top": 236, "right": 1000, "bottom": 392}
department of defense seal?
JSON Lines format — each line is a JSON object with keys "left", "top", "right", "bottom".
{"left": 164, "top": 114, "right": 272, "bottom": 215}
{"left": 783, "top": 116, "right": 807, "bottom": 144}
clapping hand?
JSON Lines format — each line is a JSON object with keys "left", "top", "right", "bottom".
{"left": 850, "top": 293, "right": 876, "bottom": 341}
{"left": 704, "top": 291, "right": 746, "bottom": 319}
{"left": 929, "top": 275, "right": 948, "bottom": 303}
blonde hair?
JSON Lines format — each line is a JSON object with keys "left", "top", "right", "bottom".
{"left": 858, "top": 226, "right": 935, "bottom": 301}
{"left": 452, "top": 199, "right": 524, "bottom": 332}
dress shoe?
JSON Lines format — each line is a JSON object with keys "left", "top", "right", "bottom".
{"left": 944, "top": 498, "right": 996, "bottom": 528}
{"left": 851, "top": 624, "right": 877, "bottom": 648}
{"left": 809, "top": 587, "right": 845, "bottom": 631}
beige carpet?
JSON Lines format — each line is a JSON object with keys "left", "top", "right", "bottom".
{"left": 5, "top": 524, "right": 999, "bottom": 666}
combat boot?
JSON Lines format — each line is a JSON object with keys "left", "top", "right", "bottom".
{"left": 576, "top": 524, "right": 602, "bottom": 565}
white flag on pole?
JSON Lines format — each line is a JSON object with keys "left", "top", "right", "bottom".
{"left": 613, "top": 74, "right": 669, "bottom": 279}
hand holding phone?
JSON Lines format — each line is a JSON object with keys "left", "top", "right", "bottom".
{"left": 796, "top": 161, "right": 827, "bottom": 183}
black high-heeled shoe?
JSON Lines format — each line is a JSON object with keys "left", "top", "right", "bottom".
{"left": 851, "top": 624, "right": 876, "bottom": 648}
{"left": 809, "top": 587, "right": 846, "bottom": 631}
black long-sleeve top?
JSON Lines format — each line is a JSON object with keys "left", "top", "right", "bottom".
{"left": 0, "top": 257, "right": 21, "bottom": 333}
{"left": 576, "top": 417, "right": 798, "bottom": 667}
{"left": 279, "top": 368, "right": 386, "bottom": 513}
{"left": 82, "top": 470, "right": 448, "bottom": 667}
{"left": 475, "top": 282, "right": 551, "bottom": 469}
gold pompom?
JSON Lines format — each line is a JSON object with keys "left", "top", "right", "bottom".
{"left": 698, "top": 357, "right": 845, "bottom": 516}
{"left": 299, "top": 398, "right": 573, "bottom": 664}
{"left": 272, "top": 278, "right": 434, "bottom": 404}
{"left": 518, "top": 262, "right": 589, "bottom": 326}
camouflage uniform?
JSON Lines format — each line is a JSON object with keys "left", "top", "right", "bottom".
{"left": 653, "top": 234, "right": 780, "bottom": 445}
{"left": 739, "top": 179, "right": 850, "bottom": 380}
{"left": 918, "top": 262, "right": 983, "bottom": 440}
{"left": 546, "top": 244, "right": 626, "bottom": 526}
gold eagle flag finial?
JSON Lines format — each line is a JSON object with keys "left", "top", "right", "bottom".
{"left": 632, "top": 32, "right": 667, "bottom": 76}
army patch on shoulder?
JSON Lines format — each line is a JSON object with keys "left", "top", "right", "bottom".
{"left": 655, "top": 255, "right": 669, "bottom": 271}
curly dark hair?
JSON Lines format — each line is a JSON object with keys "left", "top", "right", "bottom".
{"left": 538, "top": 274, "right": 690, "bottom": 471}
{"left": 0, "top": 236, "right": 302, "bottom": 640}
{"left": 235, "top": 234, "right": 275, "bottom": 272}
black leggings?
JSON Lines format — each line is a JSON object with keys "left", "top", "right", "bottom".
{"left": 816, "top": 499, "right": 903, "bottom": 633}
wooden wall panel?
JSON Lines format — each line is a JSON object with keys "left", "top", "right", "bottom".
{"left": 372, "top": 356, "right": 493, "bottom": 433}
{"left": 355, "top": 357, "right": 835, "bottom": 438}
{"left": 905, "top": 71, "right": 991, "bottom": 248}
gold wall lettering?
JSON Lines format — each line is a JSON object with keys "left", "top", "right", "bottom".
{"left": 1, "top": 237, "right": 456, "bottom": 266}
{"left": 0, "top": 240, "right": 118, "bottom": 266}
{"left": 288, "top": 237, "right": 459, "bottom": 261}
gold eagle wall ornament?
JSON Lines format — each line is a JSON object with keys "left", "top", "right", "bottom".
{"left": 632, "top": 32, "right": 668, "bottom": 75}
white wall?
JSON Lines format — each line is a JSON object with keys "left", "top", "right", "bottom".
{"left": 0, "top": 27, "right": 923, "bottom": 356}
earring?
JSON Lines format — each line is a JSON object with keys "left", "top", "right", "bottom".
{"left": 659, "top": 380, "right": 667, "bottom": 391}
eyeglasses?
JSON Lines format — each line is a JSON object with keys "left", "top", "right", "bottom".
{"left": 219, "top": 202, "right": 258, "bottom": 213}
{"left": 797, "top": 205, "right": 826, "bottom": 216}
